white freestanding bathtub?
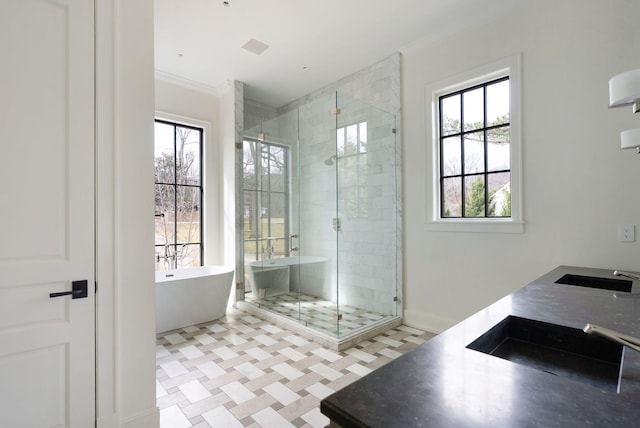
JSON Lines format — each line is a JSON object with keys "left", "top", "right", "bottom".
{"left": 246, "top": 256, "right": 328, "bottom": 298}
{"left": 155, "top": 266, "right": 235, "bottom": 333}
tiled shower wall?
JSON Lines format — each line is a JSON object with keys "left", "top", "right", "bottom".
{"left": 242, "top": 53, "right": 402, "bottom": 317}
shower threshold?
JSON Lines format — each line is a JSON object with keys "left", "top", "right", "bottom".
{"left": 237, "top": 292, "right": 401, "bottom": 351}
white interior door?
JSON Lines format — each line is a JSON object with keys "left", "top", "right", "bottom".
{"left": 0, "top": 0, "right": 95, "bottom": 427}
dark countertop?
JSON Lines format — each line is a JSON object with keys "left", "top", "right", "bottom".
{"left": 321, "top": 266, "right": 640, "bottom": 427}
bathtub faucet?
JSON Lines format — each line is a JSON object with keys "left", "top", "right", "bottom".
{"left": 265, "top": 237, "right": 277, "bottom": 259}
{"left": 261, "top": 245, "right": 274, "bottom": 260}
{"left": 156, "top": 252, "right": 174, "bottom": 263}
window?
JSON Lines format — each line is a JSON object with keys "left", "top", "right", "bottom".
{"left": 336, "top": 121, "right": 368, "bottom": 218}
{"left": 426, "top": 55, "right": 523, "bottom": 233}
{"left": 242, "top": 139, "right": 288, "bottom": 262}
{"left": 154, "top": 119, "right": 203, "bottom": 270}
{"left": 439, "top": 77, "right": 510, "bottom": 218}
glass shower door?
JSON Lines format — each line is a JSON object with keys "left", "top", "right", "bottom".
{"left": 335, "top": 92, "right": 398, "bottom": 337}
{"left": 293, "top": 93, "right": 341, "bottom": 335}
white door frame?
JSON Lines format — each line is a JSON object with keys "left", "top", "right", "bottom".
{"left": 95, "top": 0, "right": 158, "bottom": 427}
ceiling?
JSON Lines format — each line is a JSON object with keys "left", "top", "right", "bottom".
{"left": 154, "top": 0, "right": 520, "bottom": 107}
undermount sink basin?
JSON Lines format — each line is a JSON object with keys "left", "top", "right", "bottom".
{"left": 467, "top": 316, "right": 623, "bottom": 392}
{"left": 554, "top": 274, "right": 632, "bottom": 293}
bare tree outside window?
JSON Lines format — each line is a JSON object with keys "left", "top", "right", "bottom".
{"left": 155, "top": 120, "right": 203, "bottom": 271}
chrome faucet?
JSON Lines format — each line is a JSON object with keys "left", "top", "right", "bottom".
{"left": 613, "top": 270, "right": 640, "bottom": 281}
{"left": 583, "top": 323, "right": 640, "bottom": 353}
{"left": 264, "top": 237, "right": 276, "bottom": 259}
{"left": 612, "top": 270, "right": 640, "bottom": 298}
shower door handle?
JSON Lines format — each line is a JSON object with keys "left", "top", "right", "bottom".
{"left": 289, "top": 233, "right": 298, "bottom": 251}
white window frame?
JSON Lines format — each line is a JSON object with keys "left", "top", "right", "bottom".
{"left": 425, "top": 54, "right": 523, "bottom": 233}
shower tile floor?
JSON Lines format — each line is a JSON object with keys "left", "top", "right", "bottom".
{"left": 246, "top": 292, "right": 393, "bottom": 337}
{"left": 156, "top": 307, "right": 435, "bottom": 428}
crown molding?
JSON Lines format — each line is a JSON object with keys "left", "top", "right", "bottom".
{"left": 154, "top": 69, "right": 219, "bottom": 96}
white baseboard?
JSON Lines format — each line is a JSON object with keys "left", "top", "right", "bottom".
{"left": 403, "top": 309, "right": 456, "bottom": 334}
{"left": 120, "top": 407, "right": 159, "bottom": 428}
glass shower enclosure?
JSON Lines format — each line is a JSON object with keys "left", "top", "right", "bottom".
{"left": 239, "top": 92, "right": 399, "bottom": 340}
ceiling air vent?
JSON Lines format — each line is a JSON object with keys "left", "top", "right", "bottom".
{"left": 242, "top": 38, "right": 269, "bottom": 55}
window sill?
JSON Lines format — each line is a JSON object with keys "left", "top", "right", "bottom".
{"left": 425, "top": 219, "right": 524, "bottom": 234}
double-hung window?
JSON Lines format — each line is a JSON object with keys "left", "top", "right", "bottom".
{"left": 427, "top": 55, "right": 523, "bottom": 233}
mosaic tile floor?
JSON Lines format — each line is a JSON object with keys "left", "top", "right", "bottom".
{"left": 156, "top": 307, "right": 435, "bottom": 428}
{"left": 245, "top": 292, "right": 394, "bottom": 337}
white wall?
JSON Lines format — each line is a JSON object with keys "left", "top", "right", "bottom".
{"left": 155, "top": 79, "right": 218, "bottom": 122}
{"left": 402, "top": 0, "right": 640, "bottom": 332}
